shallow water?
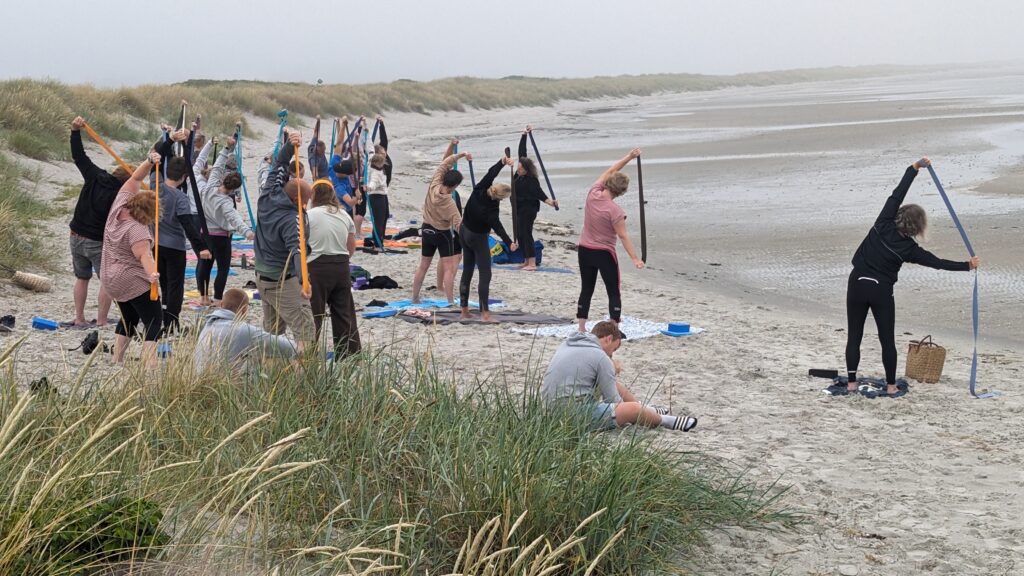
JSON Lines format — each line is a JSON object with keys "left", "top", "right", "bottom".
{"left": 533, "top": 66, "right": 1024, "bottom": 348}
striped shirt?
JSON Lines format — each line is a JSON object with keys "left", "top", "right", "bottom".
{"left": 100, "top": 180, "right": 153, "bottom": 302}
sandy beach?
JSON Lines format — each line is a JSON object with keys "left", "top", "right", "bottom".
{"left": 2, "top": 65, "right": 1023, "bottom": 574}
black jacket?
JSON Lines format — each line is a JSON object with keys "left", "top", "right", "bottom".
{"left": 462, "top": 159, "right": 513, "bottom": 246}
{"left": 851, "top": 166, "right": 970, "bottom": 284}
{"left": 68, "top": 130, "right": 122, "bottom": 241}
{"left": 514, "top": 133, "right": 548, "bottom": 214}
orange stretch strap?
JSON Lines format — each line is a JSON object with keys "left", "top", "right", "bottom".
{"left": 81, "top": 122, "right": 150, "bottom": 191}
{"left": 294, "top": 143, "right": 310, "bottom": 292}
{"left": 151, "top": 162, "right": 160, "bottom": 301}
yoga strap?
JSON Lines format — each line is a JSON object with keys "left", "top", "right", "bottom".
{"left": 924, "top": 165, "right": 996, "bottom": 399}
{"left": 235, "top": 128, "right": 256, "bottom": 229}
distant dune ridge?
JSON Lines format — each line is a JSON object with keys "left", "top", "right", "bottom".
{"left": 0, "top": 65, "right": 916, "bottom": 162}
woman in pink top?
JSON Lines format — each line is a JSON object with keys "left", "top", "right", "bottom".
{"left": 576, "top": 148, "right": 645, "bottom": 332}
{"left": 100, "top": 151, "right": 162, "bottom": 368}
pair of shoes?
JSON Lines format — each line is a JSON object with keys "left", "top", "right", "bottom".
{"left": 671, "top": 415, "right": 699, "bottom": 432}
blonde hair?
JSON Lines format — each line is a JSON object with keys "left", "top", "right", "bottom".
{"left": 487, "top": 183, "right": 511, "bottom": 200}
{"left": 896, "top": 204, "right": 928, "bottom": 239}
{"left": 605, "top": 172, "right": 629, "bottom": 197}
{"left": 125, "top": 191, "right": 156, "bottom": 225}
{"left": 311, "top": 179, "right": 341, "bottom": 213}
{"left": 370, "top": 153, "right": 386, "bottom": 170}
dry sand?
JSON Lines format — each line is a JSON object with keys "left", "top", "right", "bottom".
{"left": 2, "top": 68, "right": 1023, "bottom": 575}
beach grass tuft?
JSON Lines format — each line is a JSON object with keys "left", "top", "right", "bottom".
{"left": 0, "top": 334, "right": 794, "bottom": 575}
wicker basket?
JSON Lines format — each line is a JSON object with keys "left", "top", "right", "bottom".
{"left": 905, "top": 335, "right": 946, "bottom": 383}
{"left": 12, "top": 271, "right": 52, "bottom": 293}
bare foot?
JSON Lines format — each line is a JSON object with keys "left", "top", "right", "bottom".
{"left": 480, "top": 312, "right": 496, "bottom": 323}
{"left": 460, "top": 308, "right": 474, "bottom": 320}
{"left": 521, "top": 265, "right": 537, "bottom": 271}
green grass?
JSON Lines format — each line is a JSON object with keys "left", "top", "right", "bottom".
{"left": 0, "top": 153, "right": 55, "bottom": 275}
{"left": 0, "top": 336, "right": 794, "bottom": 575}
{"left": 0, "top": 65, "right": 914, "bottom": 162}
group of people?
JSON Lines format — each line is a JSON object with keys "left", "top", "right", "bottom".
{"left": 63, "top": 107, "right": 980, "bottom": 432}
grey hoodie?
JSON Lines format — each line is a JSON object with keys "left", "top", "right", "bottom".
{"left": 202, "top": 147, "right": 252, "bottom": 237}
{"left": 541, "top": 332, "right": 621, "bottom": 403}
{"left": 193, "top": 308, "right": 297, "bottom": 372}
{"left": 254, "top": 143, "right": 307, "bottom": 280}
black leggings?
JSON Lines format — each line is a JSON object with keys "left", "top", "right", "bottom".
{"left": 845, "top": 271, "right": 897, "bottom": 384}
{"left": 157, "top": 246, "right": 186, "bottom": 333}
{"left": 459, "top": 225, "right": 492, "bottom": 311}
{"left": 518, "top": 209, "right": 538, "bottom": 259}
{"left": 367, "top": 194, "right": 389, "bottom": 249}
{"left": 196, "top": 235, "right": 232, "bottom": 300}
{"left": 577, "top": 246, "right": 621, "bottom": 322}
{"left": 116, "top": 290, "right": 163, "bottom": 341}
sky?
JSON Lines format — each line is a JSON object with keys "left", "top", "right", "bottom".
{"left": 3, "top": 0, "right": 1022, "bottom": 86}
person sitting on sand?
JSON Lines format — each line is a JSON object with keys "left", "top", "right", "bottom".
{"left": 575, "top": 149, "right": 645, "bottom": 333}
{"left": 65, "top": 116, "right": 130, "bottom": 330}
{"left": 254, "top": 129, "right": 315, "bottom": 353}
{"left": 541, "top": 320, "right": 697, "bottom": 432}
{"left": 411, "top": 145, "right": 469, "bottom": 305}
{"left": 458, "top": 152, "right": 517, "bottom": 322}
{"left": 197, "top": 135, "right": 255, "bottom": 306}
{"left": 101, "top": 151, "right": 163, "bottom": 369}
{"left": 193, "top": 288, "right": 297, "bottom": 372}
{"left": 844, "top": 157, "right": 980, "bottom": 398}
{"left": 515, "top": 125, "right": 559, "bottom": 271}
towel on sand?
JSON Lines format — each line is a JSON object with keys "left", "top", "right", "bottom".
{"left": 511, "top": 316, "right": 705, "bottom": 341}
{"left": 397, "top": 310, "right": 569, "bottom": 326}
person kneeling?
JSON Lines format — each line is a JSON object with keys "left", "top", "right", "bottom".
{"left": 194, "top": 288, "right": 298, "bottom": 372}
{"left": 541, "top": 320, "right": 697, "bottom": 431}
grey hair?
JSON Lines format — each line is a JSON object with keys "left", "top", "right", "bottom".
{"left": 895, "top": 204, "right": 928, "bottom": 239}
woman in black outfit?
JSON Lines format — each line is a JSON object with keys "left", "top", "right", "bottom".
{"left": 845, "top": 157, "right": 979, "bottom": 397}
{"left": 515, "top": 126, "right": 559, "bottom": 270}
{"left": 459, "top": 152, "right": 518, "bottom": 322}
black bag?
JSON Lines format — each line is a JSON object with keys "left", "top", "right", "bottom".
{"left": 365, "top": 275, "right": 399, "bottom": 290}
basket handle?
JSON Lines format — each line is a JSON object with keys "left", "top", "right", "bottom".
{"left": 910, "top": 335, "right": 936, "bottom": 349}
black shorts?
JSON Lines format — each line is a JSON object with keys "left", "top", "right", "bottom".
{"left": 421, "top": 224, "right": 455, "bottom": 258}
{"left": 452, "top": 230, "right": 462, "bottom": 255}
{"left": 355, "top": 196, "right": 367, "bottom": 216}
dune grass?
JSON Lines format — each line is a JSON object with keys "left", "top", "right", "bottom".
{"left": 0, "top": 65, "right": 912, "bottom": 162}
{"left": 0, "top": 333, "right": 794, "bottom": 575}
{"left": 0, "top": 153, "right": 54, "bottom": 275}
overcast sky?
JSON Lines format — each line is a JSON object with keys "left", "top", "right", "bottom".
{"left": 3, "top": 0, "right": 1022, "bottom": 86}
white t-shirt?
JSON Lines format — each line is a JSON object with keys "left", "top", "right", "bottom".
{"left": 306, "top": 205, "right": 355, "bottom": 261}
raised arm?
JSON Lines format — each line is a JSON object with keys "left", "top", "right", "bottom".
{"left": 192, "top": 136, "right": 214, "bottom": 176}
{"left": 430, "top": 151, "right": 466, "bottom": 190}
{"left": 334, "top": 117, "right": 349, "bottom": 156}
{"left": 265, "top": 131, "right": 300, "bottom": 197}
{"left": 598, "top": 148, "right": 641, "bottom": 185}
{"left": 206, "top": 137, "right": 235, "bottom": 194}
{"left": 476, "top": 157, "right": 508, "bottom": 193}
{"left": 876, "top": 159, "right": 925, "bottom": 224}
{"left": 909, "top": 246, "right": 976, "bottom": 272}
{"left": 518, "top": 128, "right": 529, "bottom": 159}
{"left": 377, "top": 117, "right": 388, "bottom": 151}
{"left": 70, "top": 117, "right": 105, "bottom": 181}
{"left": 443, "top": 138, "right": 457, "bottom": 161}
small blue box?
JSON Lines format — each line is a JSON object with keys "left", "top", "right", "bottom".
{"left": 31, "top": 316, "right": 58, "bottom": 331}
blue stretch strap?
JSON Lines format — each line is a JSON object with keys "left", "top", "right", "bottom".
{"left": 453, "top": 142, "right": 458, "bottom": 172}
{"left": 528, "top": 131, "right": 558, "bottom": 210}
{"left": 271, "top": 117, "right": 287, "bottom": 162}
{"left": 924, "top": 165, "right": 995, "bottom": 399}
{"left": 468, "top": 159, "right": 476, "bottom": 188}
{"left": 329, "top": 121, "right": 337, "bottom": 155}
{"left": 235, "top": 131, "right": 256, "bottom": 230}
{"left": 342, "top": 118, "right": 362, "bottom": 152}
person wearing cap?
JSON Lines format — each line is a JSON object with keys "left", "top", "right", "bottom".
{"left": 541, "top": 321, "right": 698, "bottom": 432}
